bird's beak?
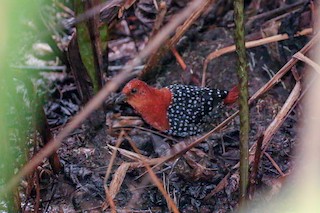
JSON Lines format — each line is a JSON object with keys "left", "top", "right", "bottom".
{"left": 115, "top": 93, "right": 127, "bottom": 104}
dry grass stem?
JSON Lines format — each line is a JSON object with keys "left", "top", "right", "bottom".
{"left": 264, "top": 152, "right": 285, "bottom": 176}
{"left": 171, "top": 47, "right": 187, "bottom": 71}
{"left": 293, "top": 52, "right": 320, "bottom": 74}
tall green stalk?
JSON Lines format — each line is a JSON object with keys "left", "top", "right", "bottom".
{"left": 234, "top": 0, "right": 250, "bottom": 207}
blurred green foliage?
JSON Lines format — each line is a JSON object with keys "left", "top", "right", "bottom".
{"left": 0, "top": 0, "right": 41, "bottom": 211}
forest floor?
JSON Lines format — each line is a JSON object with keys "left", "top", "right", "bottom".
{"left": 28, "top": 1, "right": 313, "bottom": 212}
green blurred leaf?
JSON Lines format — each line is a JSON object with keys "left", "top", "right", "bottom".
{"left": 0, "top": 0, "right": 42, "bottom": 211}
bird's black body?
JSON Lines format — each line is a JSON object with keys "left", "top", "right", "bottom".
{"left": 165, "top": 84, "right": 228, "bottom": 137}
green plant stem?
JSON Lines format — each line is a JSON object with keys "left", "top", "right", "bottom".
{"left": 234, "top": 0, "right": 250, "bottom": 207}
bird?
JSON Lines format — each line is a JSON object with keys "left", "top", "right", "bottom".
{"left": 117, "top": 79, "right": 239, "bottom": 137}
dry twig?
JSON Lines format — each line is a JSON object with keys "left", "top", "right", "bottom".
{"left": 263, "top": 152, "right": 285, "bottom": 176}
{"left": 293, "top": 52, "right": 320, "bottom": 74}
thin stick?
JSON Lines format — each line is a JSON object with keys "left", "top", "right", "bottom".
{"left": 204, "top": 172, "right": 231, "bottom": 200}
{"left": 171, "top": 47, "right": 187, "bottom": 70}
{"left": 230, "top": 82, "right": 301, "bottom": 170}
{"left": 245, "top": 0, "right": 306, "bottom": 27}
{"left": 293, "top": 52, "right": 320, "bottom": 74}
{"left": 263, "top": 152, "right": 285, "bottom": 176}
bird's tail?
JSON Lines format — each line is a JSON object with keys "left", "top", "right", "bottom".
{"left": 224, "top": 86, "right": 239, "bottom": 105}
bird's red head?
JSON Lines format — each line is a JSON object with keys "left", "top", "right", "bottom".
{"left": 121, "top": 79, "right": 154, "bottom": 110}
{"left": 120, "top": 79, "right": 172, "bottom": 131}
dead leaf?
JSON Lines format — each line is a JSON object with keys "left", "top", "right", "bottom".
{"left": 103, "top": 162, "right": 130, "bottom": 210}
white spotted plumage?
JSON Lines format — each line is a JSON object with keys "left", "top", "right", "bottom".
{"left": 165, "top": 84, "right": 228, "bottom": 137}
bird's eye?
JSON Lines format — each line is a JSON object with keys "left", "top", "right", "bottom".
{"left": 131, "top": 88, "right": 138, "bottom": 94}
